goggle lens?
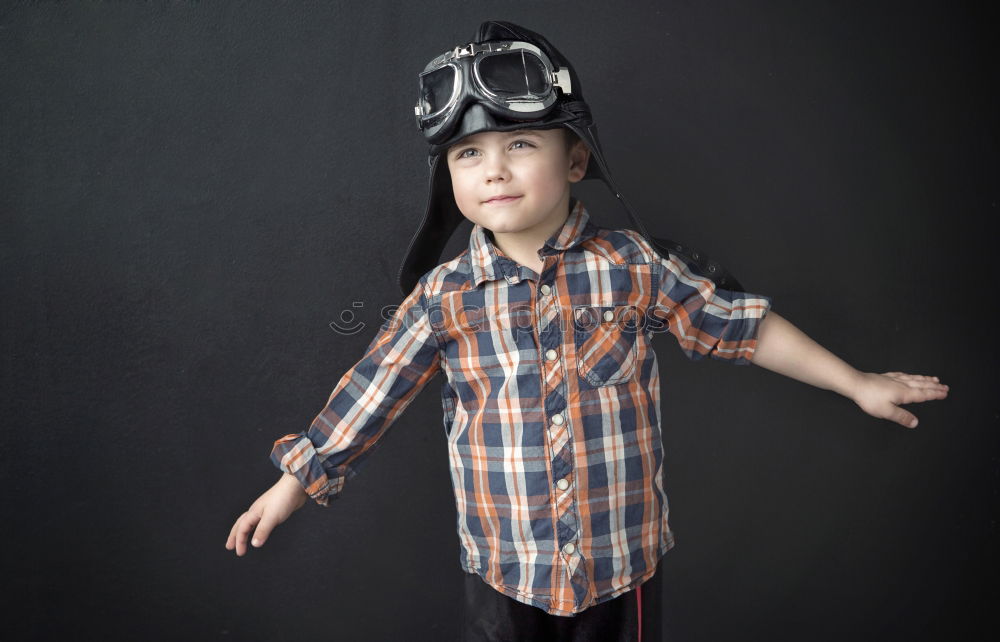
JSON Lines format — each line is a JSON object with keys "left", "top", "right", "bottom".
{"left": 419, "top": 66, "right": 456, "bottom": 116}
{"left": 478, "top": 51, "right": 550, "bottom": 97}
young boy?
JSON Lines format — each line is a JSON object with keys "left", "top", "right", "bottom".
{"left": 225, "top": 21, "right": 949, "bottom": 641}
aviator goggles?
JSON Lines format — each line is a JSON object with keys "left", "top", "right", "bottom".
{"left": 414, "top": 40, "right": 573, "bottom": 144}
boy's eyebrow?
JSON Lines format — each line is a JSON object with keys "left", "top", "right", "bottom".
{"left": 455, "top": 129, "right": 544, "bottom": 147}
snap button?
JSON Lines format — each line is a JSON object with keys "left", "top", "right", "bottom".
{"left": 557, "top": 478, "right": 569, "bottom": 490}
{"left": 540, "top": 284, "right": 551, "bottom": 295}
{"left": 545, "top": 349, "right": 558, "bottom": 361}
{"left": 603, "top": 310, "right": 614, "bottom": 322}
{"left": 562, "top": 542, "right": 576, "bottom": 555}
{"left": 552, "top": 413, "right": 564, "bottom": 425}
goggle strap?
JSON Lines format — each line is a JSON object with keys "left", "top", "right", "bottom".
{"left": 441, "top": 42, "right": 495, "bottom": 63}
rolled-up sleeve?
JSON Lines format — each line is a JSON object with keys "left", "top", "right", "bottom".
{"left": 270, "top": 279, "right": 442, "bottom": 506}
{"left": 654, "top": 252, "right": 772, "bottom": 365}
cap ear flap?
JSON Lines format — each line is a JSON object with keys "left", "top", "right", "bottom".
{"left": 397, "top": 154, "right": 467, "bottom": 296}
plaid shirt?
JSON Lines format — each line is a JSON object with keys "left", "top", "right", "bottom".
{"left": 271, "top": 199, "right": 772, "bottom": 616}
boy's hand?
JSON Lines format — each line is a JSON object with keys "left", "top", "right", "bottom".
{"left": 849, "top": 372, "right": 949, "bottom": 429}
{"left": 225, "top": 472, "right": 309, "bottom": 556}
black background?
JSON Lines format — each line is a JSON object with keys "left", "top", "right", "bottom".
{"left": 2, "top": 1, "right": 995, "bottom": 640}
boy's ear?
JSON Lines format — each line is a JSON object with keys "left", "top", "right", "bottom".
{"left": 568, "top": 141, "right": 590, "bottom": 183}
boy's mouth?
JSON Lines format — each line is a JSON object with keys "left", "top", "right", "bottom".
{"left": 483, "top": 195, "right": 522, "bottom": 204}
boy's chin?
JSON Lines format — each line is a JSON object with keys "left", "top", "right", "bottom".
{"left": 478, "top": 219, "right": 530, "bottom": 235}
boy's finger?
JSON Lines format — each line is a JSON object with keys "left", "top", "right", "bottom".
{"left": 252, "top": 513, "right": 279, "bottom": 548}
{"left": 226, "top": 513, "right": 246, "bottom": 550}
{"left": 904, "top": 384, "right": 948, "bottom": 402}
{"left": 234, "top": 512, "right": 261, "bottom": 556}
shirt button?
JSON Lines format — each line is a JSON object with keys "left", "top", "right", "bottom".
{"left": 552, "top": 413, "right": 564, "bottom": 425}
{"left": 540, "top": 284, "right": 551, "bottom": 295}
{"left": 545, "top": 349, "right": 558, "bottom": 361}
{"left": 557, "top": 478, "right": 570, "bottom": 490}
{"left": 562, "top": 542, "right": 576, "bottom": 555}
{"left": 603, "top": 310, "right": 614, "bottom": 322}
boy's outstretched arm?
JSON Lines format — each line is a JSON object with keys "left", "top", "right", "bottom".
{"left": 750, "top": 310, "right": 949, "bottom": 429}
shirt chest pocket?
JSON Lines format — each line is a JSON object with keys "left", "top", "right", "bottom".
{"left": 573, "top": 304, "right": 640, "bottom": 387}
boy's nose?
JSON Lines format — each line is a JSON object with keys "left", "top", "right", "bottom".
{"left": 484, "top": 157, "right": 510, "bottom": 182}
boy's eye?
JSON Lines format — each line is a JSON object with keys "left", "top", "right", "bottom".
{"left": 454, "top": 139, "right": 534, "bottom": 160}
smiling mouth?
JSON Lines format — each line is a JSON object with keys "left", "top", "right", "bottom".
{"left": 484, "top": 195, "right": 522, "bottom": 204}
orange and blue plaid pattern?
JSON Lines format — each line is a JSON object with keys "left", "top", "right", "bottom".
{"left": 271, "top": 199, "right": 772, "bottom": 615}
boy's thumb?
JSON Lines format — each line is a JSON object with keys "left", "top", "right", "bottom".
{"left": 893, "top": 407, "right": 918, "bottom": 428}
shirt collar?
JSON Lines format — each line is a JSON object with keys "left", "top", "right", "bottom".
{"left": 468, "top": 198, "right": 599, "bottom": 288}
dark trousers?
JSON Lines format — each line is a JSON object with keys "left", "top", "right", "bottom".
{"left": 460, "top": 558, "right": 664, "bottom": 642}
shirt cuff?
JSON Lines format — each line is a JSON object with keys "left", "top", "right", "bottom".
{"left": 270, "top": 434, "right": 349, "bottom": 507}
{"left": 728, "top": 293, "right": 773, "bottom": 365}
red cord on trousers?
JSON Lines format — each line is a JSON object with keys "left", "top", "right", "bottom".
{"left": 637, "top": 584, "right": 642, "bottom": 642}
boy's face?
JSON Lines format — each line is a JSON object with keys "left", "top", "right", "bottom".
{"left": 446, "top": 127, "right": 589, "bottom": 239}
